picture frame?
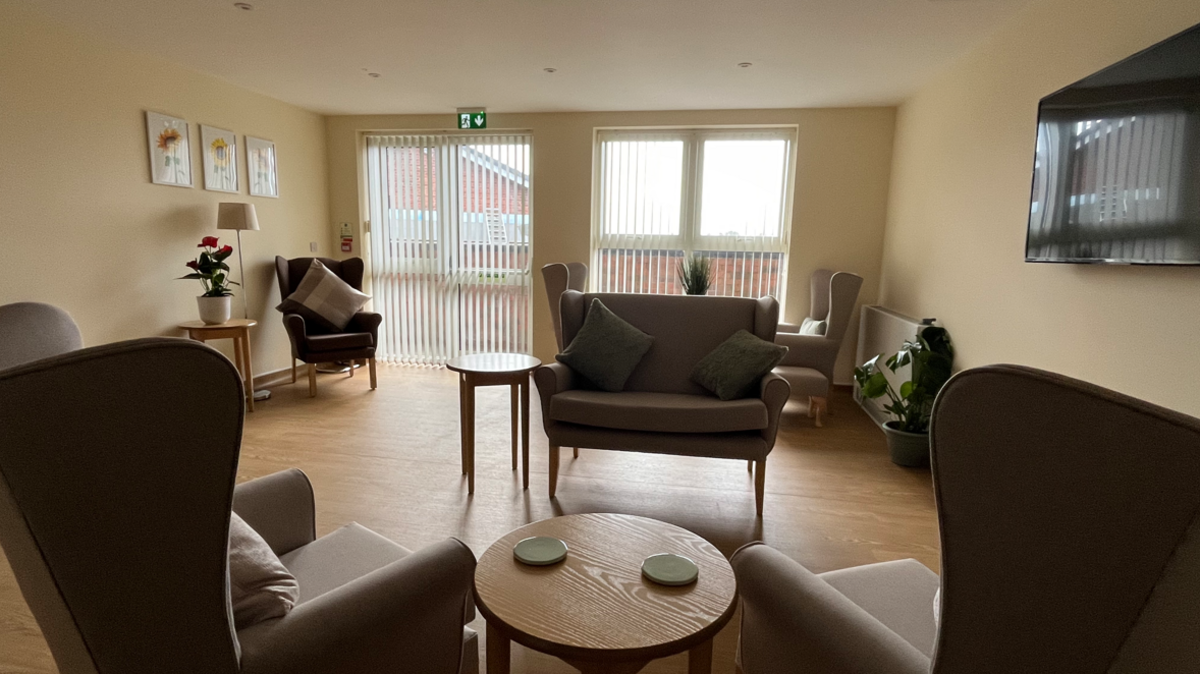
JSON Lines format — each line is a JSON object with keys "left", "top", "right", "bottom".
{"left": 145, "top": 111, "right": 192, "bottom": 188}
{"left": 246, "top": 136, "right": 279, "bottom": 198}
{"left": 201, "top": 124, "right": 239, "bottom": 193}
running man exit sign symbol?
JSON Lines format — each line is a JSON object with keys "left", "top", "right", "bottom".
{"left": 458, "top": 111, "right": 487, "bottom": 129}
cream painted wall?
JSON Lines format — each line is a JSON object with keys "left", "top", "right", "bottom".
{"left": 0, "top": 3, "right": 329, "bottom": 377}
{"left": 879, "top": 0, "right": 1200, "bottom": 415}
{"left": 326, "top": 108, "right": 896, "bottom": 382}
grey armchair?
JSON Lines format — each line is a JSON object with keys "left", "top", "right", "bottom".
{"left": 534, "top": 291, "right": 790, "bottom": 516}
{"left": 275, "top": 256, "right": 382, "bottom": 396}
{"left": 0, "top": 338, "right": 478, "bottom": 674}
{"left": 773, "top": 270, "right": 863, "bottom": 426}
{"left": 732, "top": 364, "right": 1200, "bottom": 673}
{"left": 0, "top": 301, "right": 82, "bottom": 370}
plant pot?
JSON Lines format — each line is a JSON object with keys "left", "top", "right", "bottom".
{"left": 882, "top": 421, "right": 930, "bottom": 468}
{"left": 197, "top": 295, "right": 232, "bottom": 325}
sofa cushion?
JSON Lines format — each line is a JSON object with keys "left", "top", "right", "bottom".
{"left": 556, "top": 298, "right": 654, "bottom": 392}
{"left": 305, "top": 331, "right": 373, "bottom": 352}
{"left": 549, "top": 390, "right": 768, "bottom": 433}
{"left": 276, "top": 259, "right": 370, "bottom": 332}
{"left": 691, "top": 330, "right": 789, "bottom": 400}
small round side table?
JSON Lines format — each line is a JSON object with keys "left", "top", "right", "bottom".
{"left": 474, "top": 513, "right": 738, "bottom": 674}
{"left": 178, "top": 319, "right": 257, "bottom": 412}
{"left": 446, "top": 353, "right": 541, "bottom": 494}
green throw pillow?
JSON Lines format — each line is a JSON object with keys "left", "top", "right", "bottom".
{"left": 691, "top": 330, "right": 788, "bottom": 401}
{"left": 556, "top": 299, "right": 654, "bottom": 392}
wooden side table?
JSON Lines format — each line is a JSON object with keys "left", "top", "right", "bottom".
{"left": 474, "top": 513, "right": 738, "bottom": 674}
{"left": 446, "top": 353, "right": 541, "bottom": 494}
{"left": 178, "top": 319, "right": 257, "bottom": 412}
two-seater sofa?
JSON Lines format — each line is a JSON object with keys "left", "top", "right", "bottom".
{"left": 534, "top": 291, "right": 791, "bottom": 516}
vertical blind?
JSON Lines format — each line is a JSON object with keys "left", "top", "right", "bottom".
{"left": 592, "top": 128, "right": 795, "bottom": 303}
{"left": 1030, "top": 112, "right": 1188, "bottom": 262}
{"left": 366, "top": 133, "right": 532, "bottom": 365}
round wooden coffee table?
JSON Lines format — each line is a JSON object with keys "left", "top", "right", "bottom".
{"left": 446, "top": 353, "right": 541, "bottom": 494}
{"left": 474, "top": 513, "right": 737, "bottom": 674}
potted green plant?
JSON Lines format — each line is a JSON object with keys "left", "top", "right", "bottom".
{"left": 677, "top": 253, "right": 713, "bottom": 295}
{"left": 853, "top": 325, "right": 954, "bottom": 467}
{"left": 180, "top": 236, "right": 238, "bottom": 325}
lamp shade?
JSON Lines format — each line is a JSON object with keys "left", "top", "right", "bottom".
{"left": 216, "top": 203, "right": 259, "bottom": 231}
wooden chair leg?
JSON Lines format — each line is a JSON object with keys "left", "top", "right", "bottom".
{"left": 348, "top": 360, "right": 354, "bottom": 377}
{"left": 307, "top": 363, "right": 317, "bottom": 397}
{"left": 549, "top": 445, "right": 560, "bottom": 498}
{"left": 813, "top": 396, "right": 827, "bottom": 428}
{"left": 747, "top": 460, "right": 753, "bottom": 473}
{"left": 573, "top": 447, "right": 579, "bottom": 458}
{"left": 754, "top": 459, "right": 766, "bottom": 517}
{"left": 291, "top": 358, "right": 297, "bottom": 384}
{"left": 368, "top": 358, "right": 378, "bottom": 390}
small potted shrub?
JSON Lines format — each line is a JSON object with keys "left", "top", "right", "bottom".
{"left": 853, "top": 325, "right": 954, "bottom": 467}
{"left": 179, "top": 236, "right": 238, "bottom": 325}
{"left": 677, "top": 254, "right": 713, "bottom": 295}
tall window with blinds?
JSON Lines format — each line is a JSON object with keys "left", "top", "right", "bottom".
{"left": 365, "top": 133, "right": 532, "bottom": 365}
{"left": 592, "top": 128, "right": 795, "bottom": 302}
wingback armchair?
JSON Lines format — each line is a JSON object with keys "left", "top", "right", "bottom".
{"left": 0, "top": 301, "right": 82, "bottom": 370}
{"left": 275, "top": 256, "right": 382, "bottom": 396}
{"left": 0, "top": 338, "right": 479, "bottom": 674}
{"left": 534, "top": 292, "right": 790, "bottom": 516}
{"left": 732, "top": 364, "right": 1200, "bottom": 673}
{"left": 773, "top": 269, "right": 863, "bottom": 426}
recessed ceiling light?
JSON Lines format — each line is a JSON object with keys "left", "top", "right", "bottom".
{"left": 233, "top": 2, "right": 253, "bottom": 10}
{"left": 737, "top": 62, "right": 753, "bottom": 68}
{"left": 543, "top": 67, "right": 557, "bottom": 73}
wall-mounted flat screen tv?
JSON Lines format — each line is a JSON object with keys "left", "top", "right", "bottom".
{"left": 1026, "top": 23, "right": 1200, "bottom": 265}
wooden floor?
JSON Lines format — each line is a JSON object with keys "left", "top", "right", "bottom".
{"left": 0, "top": 365, "right": 940, "bottom": 674}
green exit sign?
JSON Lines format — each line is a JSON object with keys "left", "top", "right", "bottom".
{"left": 458, "top": 110, "right": 487, "bottom": 129}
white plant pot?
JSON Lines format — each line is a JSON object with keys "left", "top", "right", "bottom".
{"left": 197, "top": 295, "right": 232, "bottom": 325}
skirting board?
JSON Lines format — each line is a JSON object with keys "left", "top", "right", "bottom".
{"left": 254, "top": 367, "right": 295, "bottom": 390}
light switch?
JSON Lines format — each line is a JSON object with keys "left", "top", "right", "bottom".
{"left": 310, "top": 242, "right": 318, "bottom": 252}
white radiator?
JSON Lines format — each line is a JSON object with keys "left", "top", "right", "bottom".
{"left": 854, "top": 306, "right": 935, "bottom": 428}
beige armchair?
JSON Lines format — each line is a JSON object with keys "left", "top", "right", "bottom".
{"left": 0, "top": 338, "right": 478, "bottom": 674}
{"left": 773, "top": 270, "right": 863, "bottom": 426}
{"left": 732, "top": 364, "right": 1200, "bottom": 673}
{"left": 0, "top": 301, "right": 82, "bottom": 370}
{"left": 534, "top": 291, "right": 790, "bottom": 516}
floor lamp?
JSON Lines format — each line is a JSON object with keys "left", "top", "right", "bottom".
{"left": 217, "top": 202, "right": 271, "bottom": 401}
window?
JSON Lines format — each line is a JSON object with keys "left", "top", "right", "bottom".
{"left": 365, "top": 133, "right": 532, "bottom": 365}
{"left": 592, "top": 128, "right": 795, "bottom": 302}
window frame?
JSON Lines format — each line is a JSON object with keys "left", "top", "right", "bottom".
{"left": 590, "top": 125, "right": 798, "bottom": 305}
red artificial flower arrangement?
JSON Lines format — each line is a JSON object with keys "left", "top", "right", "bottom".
{"left": 179, "top": 236, "right": 238, "bottom": 297}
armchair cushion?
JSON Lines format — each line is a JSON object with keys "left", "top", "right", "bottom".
{"left": 819, "top": 559, "right": 940, "bottom": 658}
{"left": 691, "top": 330, "right": 788, "bottom": 400}
{"left": 280, "top": 523, "right": 408, "bottom": 603}
{"left": 549, "top": 390, "right": 769, "bottom": 433}
{"left": 556, "top": 298, "right": 654, "bottom": 392}
{"left": 277, "top": 259, "right": 370, "bottom": 332}
{"left": 305, "top": 332, "right": 374, "bottom": 353}
{"left": 228, "top": 512, "right": 299, "bottom": 629}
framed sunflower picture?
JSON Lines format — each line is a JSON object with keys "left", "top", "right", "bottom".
{"left": 246, "top": 136, "right": 278, "bottom": 198}
{"left": 145, "top": 111, "right": 192, "bottom": 187}
{"left": 201, "top": 125, "right": 239, "bottom": 193}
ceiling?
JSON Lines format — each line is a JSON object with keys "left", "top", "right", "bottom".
{"left": 28, "top": 0, "right": 1028, "bottom": 115}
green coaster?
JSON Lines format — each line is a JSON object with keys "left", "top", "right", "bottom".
{"left": 641, "top": 553, "right": 699, "bottom": 586}
{"left": 513, "top": 536, "right": 568, "bottom": 566}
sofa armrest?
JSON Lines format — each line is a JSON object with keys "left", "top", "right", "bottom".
{"left": 759, "top": 373, "right": 790, "bottom": 448}
{"left": 346, "top": 312, "right": 382, "bottom": 342}
{"left": 238, "top": 538, "right": 476, "bottom": 674}
{"left": 775, "top": 332, "right": 841, "bottom": 379}
{"left": 777, "top": 322, "right": 801, "bottom": 334}
{"left": 533, "top": 362, "right": 579, "bottom": 426}
{"left": 731, "top": 544, "right": 930, "bottom": 674}
{"left": 233, "top": 469, "right": 317, "bottom": 557}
